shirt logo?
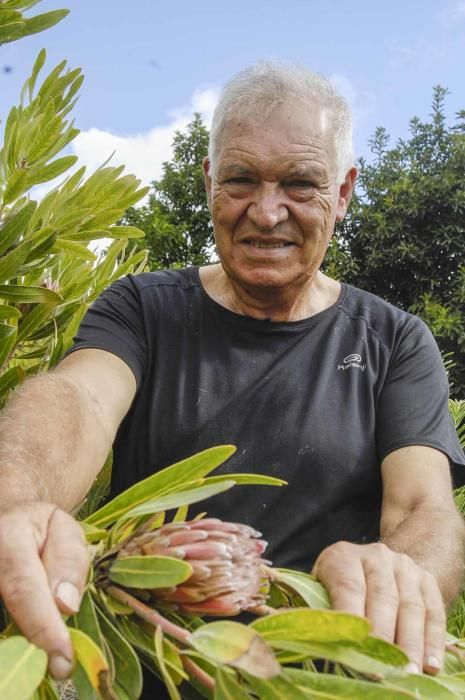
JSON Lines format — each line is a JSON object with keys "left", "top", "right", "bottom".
{"left": 337, "top": 353, "right": 367, "bottom": 372}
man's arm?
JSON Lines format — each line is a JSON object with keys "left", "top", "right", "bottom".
{"left": 0, "top": 349, "right": 136, "bottom": 677}
{"left": 312, "top": 445, "right": 465, "bottom": 675}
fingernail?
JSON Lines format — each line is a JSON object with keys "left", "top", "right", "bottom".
{"left": 405, "top": 662, "right": 420, "bottom": 674}
{"left": 49, "top": 652, "right": 73, "bottom": 679}
{"left": 426, "top": 655, "right": 441, "bottom": 670}
{"left": 56, "top": 581, "right": 81, "bottom": 613}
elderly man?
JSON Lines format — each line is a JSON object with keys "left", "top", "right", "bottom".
{"left": 0, "top": 62, "right": 464, "bottom": 695}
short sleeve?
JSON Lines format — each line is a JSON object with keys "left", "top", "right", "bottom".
{"left": 376, "top": 316, "right": 465, "bottom": 485}
{"left": 64, "top": 275, "right": 147, "bottom": 388}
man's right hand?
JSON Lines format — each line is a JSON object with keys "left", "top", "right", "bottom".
{"left": 0, "top": 502, "right": 90, "bottom": 679}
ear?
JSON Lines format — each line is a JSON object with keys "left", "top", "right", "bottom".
{"left": 203, "top": 157, "right": 212, "bottom": 208}
{"left": 335, "top": 166, "right": 357, "bottom": 222}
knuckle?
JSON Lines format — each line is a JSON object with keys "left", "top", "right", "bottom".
{"left": 399, "top": 597, "right": 426, "bottom": 614}
{"left": 332, "top": 575, "right": 366, "bottom": 597}
{"left": 371, "top": 586, "right": 399, "bottom": 608}
{"left": 425, "top": 605, "right": 446, "bottom": 625}
{"left": 2, "top": 573, "right": 39, "bottom": 608}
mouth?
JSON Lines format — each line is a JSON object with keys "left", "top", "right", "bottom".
{"left": 241, "top": 239, "right": 295, "bottom": 249}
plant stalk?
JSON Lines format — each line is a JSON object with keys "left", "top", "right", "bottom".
{"left": 106, "top": 585, "right": 191, "bottom": 644}
{"left": 181, "top": 655, "right": 215, "bottom": 692}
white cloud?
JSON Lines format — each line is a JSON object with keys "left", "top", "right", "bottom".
{"left": 441, "top": 0, "right": 465, "bottom": 26}
{"left": 71, "top": 86, "right": 219, "bottom": 189}
{"left": 329, "top": 73, "right": 376, "bottom": 126}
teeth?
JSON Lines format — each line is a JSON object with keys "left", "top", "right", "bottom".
{"left": 247, "top": 241, "right": 288, "bottom": 248}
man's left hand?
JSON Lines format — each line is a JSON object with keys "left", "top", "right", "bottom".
{"left": 312, "top": 541, "right": 446, "bottom": 674}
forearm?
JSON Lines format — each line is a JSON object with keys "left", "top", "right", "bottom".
{"left": 0, "top": 372, "right": 112, "bottom": 511}
{"left": 381, "top": 503, "right": 465, "bottom": 606}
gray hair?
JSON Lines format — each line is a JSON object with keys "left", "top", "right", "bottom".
{"left": 208, "top": 61, "right": 354, "bottom": 183}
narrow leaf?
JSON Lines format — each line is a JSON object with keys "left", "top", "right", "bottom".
{"left": 0, "top": 201, "right": 37, "bottom": 256}
{"left": 86, "top": 445, "right": 236, "bottom": 527}
{"left": 272, "top": 568, "right": 331, "bottom": 608}
{"left": 251, "top": 609, "right": 370, "bottom": 643}
{"left": 0, "top": 636, "right": 47, "bottom": 700}
{"left": 108, "top": 555, "right": 192, "bottom": 589}
{"left": 215, "top": 668, "right": 251, "bottom": 700}
{"left": 120, "top": 480, "right": 236, "bottom": 521}
{"left": 0, "top": 285, "right": 61, "bottom": 303}
{"left": 96, "top": 608, "right": 143, "bottom": 700}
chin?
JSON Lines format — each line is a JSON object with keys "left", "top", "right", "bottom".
{"left": 229, "top": 265, "right": 302, "bottom": 290}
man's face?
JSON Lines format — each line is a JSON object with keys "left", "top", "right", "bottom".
{"left": 204, "top": 101, "right": 356, "bottom": 291}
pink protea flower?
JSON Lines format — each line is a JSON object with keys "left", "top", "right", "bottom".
{"left": 118, "top": 518, "right": 270, "bottom": 616}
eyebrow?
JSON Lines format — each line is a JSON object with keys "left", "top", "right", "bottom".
{"left": 219, "top": 164, "right": 254, "bottom": 178}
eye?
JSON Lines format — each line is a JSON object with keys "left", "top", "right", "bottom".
{"left": 287, "top": 180, "right": 314, "bottom": 188}
{"left": 226, "top": 177, "right": 253, "bottom": 185}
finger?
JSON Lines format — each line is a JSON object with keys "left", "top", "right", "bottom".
{"left": 421, "top": 573, "right": 446, "bottom": 674}
{"left": 313, "top": 543, "right": 366, "bottom": 618}
{"left": 394, "top": 556, "right": 425, "bottom": 672}
{"left": 363, "top": 548, "right": 398, "bottom": 643}
{"left": 0, "top": 516, "right": 74, "bottom": 679}
{"left": 42, "top": 508, "right": 90, "bottom": 615}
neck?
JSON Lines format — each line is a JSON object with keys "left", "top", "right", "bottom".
{"left": 199, "top": 264, "right": 341, "bottom": 322}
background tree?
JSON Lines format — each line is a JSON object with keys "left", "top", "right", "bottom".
{"left": 124, "top": 113, "right": 213, "bottom": 269}
{"left": 334, "top": 86, "right": 465, "bottom": 393}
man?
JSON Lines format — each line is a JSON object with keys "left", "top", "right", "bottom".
{"left": 0, "top": 61, "right": 464, "bottom": 692}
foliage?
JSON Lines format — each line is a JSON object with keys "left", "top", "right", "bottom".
{"left": 3, "top": 444, "right": 465, "bottom": 699}
{"left": 0, "top": 0, "right": 68, "bottom": 44}
{"left": 0, "top": 4, "right": 149, "bottom": 409}
{"left": 335, "top": 87, "right": 465, "bottom": 393}
{"left": 123, "top": 113, "right": 213, "bottom": 269}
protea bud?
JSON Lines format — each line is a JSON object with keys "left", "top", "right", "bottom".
{"left": 118, "top": 518, "right": 270, "bottom": 616}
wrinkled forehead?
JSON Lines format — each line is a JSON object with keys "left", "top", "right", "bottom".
{"left": 216, "top": 99, "right": 338, "bottom": 171}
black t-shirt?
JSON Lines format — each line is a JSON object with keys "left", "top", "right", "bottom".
{"left": 68, "top": 267, "right": 465, "bottom": 571}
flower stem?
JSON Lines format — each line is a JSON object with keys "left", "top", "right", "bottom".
{"left": 106, "top": 585, "right": 191, "bottom": 644}
{"left": 181, "top": 655, "right": 215, "bottom": 691}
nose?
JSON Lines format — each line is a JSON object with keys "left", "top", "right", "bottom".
{"left": 247, "top": 184, "right": 288, "bottom": 230}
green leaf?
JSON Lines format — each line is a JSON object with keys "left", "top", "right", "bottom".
{"left": 242, "top": 672, "right": 309, "bottom": 700}
{"left": 215, "top": 668, "right": 251, "bottom": 700}
{"left": 27, "top": 155, "right": 77, "bottom": 187}
{"left": 108, "top": 555, "right": 192, "bottom": 589}
{"left": 0, "top": 21, "right": 25, "bottom": 44}
{"left": 72, "top": 591, "right": 105, "bottom": 651}
{"left": 69, "top": 627, "right": 113, "bottom": 699}
{"left": 96, "top": 608, "right": 143, "bottom": 700}
{"left": 272, "top": 568, "right": 330, "bottom": 609}
{"left": 0, "top": 323, "right": 17, "bottom": 367}
{"left": 28, "top": 48, "right": 46, "bottom": 100}
{"left": 0, "top": 201, "right": 37, "bottom": 256}
{"left": 0, "top": 366, "right": 24, "bottom": 399}
{"left": 0, "top": 285, "right": 61, "bottom": 303}
{"left": 385, "top": 674, "right": 462, "bottom": 699}
{"left": 6, "top": 9, "right": 69, "bottom": 41}
{"left": 17, "top": 304, "right": 53, "bottom": 342}
{"left": 120, "top": 480, "right": 237, "bottom": 521}
{"left": 0, "top": 305, "right": 21, "bottom": 320}
{"left": 154, "top": 626, "right": 182, "bottom": 700}
{"left": 273, "top": 637, "right": 407, "bottom": 677}
{"left": 106, "top": 226, "right": 145, "bottom": 239}
{"left": 285, "top": 669, "right": 418, "bottom": 698}
{"left": 207, "top": 473, "right": 287, "bottom": 487}
{"left": 3, "top": 170, "right": 28, "bottom": 205}
{"left": 0, "top": 240, "right": 30, "bottom": 281}
{"left": 0, "top": 636, "right": 47, "bottom": 700}
{"left": 80, "top": 521, "right": 108, "bottom": 544}
{"left": 251, "top": 609, "right": 370, "bottom": 643}
{"left": 189, "top": 621, "right": 281, "bottom": 679}
{"left": 86, "top": 445, "right": 236, "bottom": 527}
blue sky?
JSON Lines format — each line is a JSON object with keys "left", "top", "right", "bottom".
{"left": 1, "top": 0, "right": 465, "bottom": 189}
